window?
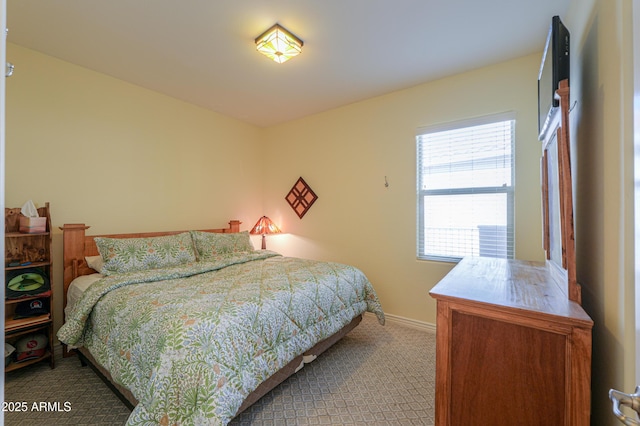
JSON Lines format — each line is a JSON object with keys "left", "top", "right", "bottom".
{"left": 416, "top": 114, "right": 515, "bottom": 262}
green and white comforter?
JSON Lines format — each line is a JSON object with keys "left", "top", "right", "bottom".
{"left": 57, "top": 251, "right": 385, "bottom": 425}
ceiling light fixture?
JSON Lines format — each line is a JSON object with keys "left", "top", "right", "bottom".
{"left": 255, "top": 23, "right": 303, "bottom": 64}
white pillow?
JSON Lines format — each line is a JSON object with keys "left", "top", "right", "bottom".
{"left": 85, "top": 255, "right": 104, "bottom": 273}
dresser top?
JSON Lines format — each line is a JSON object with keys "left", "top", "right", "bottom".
{"left": 429, "top": 257, "right": 593, "bottom": 327}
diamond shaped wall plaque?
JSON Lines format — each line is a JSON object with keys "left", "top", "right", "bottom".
{"left": 286, "top": 177, "right": 318, "bottom": 219}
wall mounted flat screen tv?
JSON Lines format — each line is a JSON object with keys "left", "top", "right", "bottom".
{"left": 538, "top": 15, "right": 570, "bottom": 140}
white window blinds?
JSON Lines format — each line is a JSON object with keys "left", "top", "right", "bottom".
{"left": 416, "top": 114, "right": 515, "bottom": 262}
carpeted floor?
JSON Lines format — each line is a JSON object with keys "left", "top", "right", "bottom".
{"left": 4, "top": 314, "right": 435, "bottom": 425}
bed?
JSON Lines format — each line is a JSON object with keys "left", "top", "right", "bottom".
{"left": 57, "top": 220, "right": 385, "bottom": 425}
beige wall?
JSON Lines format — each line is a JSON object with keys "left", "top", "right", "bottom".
{"left": 567, "top": 0, "right": 636, "bottom": 424}
{"left": 5, "top": 43, "right": 265, "bottom": 333}
{"left": 261, "top": 54, "right": 545, "bottom": 325}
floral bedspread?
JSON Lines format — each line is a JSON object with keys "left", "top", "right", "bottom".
{"left": 57, "top": 251, "right": 385, "bottom": 425}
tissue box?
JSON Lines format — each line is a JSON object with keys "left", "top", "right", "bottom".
{"left": 19, "top": 217, "right": 46, "bottom": 234}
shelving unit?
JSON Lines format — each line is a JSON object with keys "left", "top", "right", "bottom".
{"left": 4, "top": 202, "right": 55, "bottom": 371}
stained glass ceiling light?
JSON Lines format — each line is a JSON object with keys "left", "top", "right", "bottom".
{"left": 255, "top": 24, "right": 303, "bottom": 64}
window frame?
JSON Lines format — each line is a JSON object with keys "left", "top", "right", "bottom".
{"left": 416, "top": 112, "right": 516, "bottom": 262}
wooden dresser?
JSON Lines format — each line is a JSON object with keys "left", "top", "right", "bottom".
{"left": 429, "top": 256, "right": 592, "bottom": 425}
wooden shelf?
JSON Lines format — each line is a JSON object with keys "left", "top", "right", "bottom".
{"left": 5, "top": 261, "right": 51, "bottom": 271}
{"left": 5, "top": 314, "right": 51, "bottom": 333}
{"left": 5, "top": 292, "right": 52, "bottom": 305}
{"left": 5, "top": 350, "right": 52, "bottom": 372}
{"left": 6, "top": 232, "right": 50, "bottom": 238}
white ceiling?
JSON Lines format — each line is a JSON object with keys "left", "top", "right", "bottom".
{"left": 6, "top": 1, "right": 571, "bottom": 128}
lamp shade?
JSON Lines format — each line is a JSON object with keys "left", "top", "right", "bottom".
{"left": 250, "top": 216, "right": 281, "bottom": 249}
{"left": 250, "top": 216, "right": 281, "bottom": 235}
{"left": 255, "top": 24, "right": 303, "bottom": 64}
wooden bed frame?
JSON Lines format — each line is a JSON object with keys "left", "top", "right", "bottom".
{"left": 60, "top": 220, "right": 362, "bottom": 418}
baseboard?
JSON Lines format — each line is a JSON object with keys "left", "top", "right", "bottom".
{"left": 364, "top": 311, "right": 436, "bottom": 333}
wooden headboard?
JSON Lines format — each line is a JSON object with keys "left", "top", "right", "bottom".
{"left": 59, "top": 220, "right": 241, "bottom": 298}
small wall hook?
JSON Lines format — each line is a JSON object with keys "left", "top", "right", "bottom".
{"left": 384, "top": 176, "right": 389, "bottom": 188}
{"left": 6, "top": 62, "right": 14, "bottom": 77}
